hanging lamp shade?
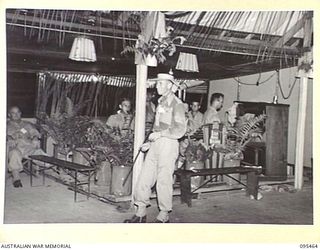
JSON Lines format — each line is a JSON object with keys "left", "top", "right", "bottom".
{"left": 175, "top": 52, "right": 199, "bottom": 72}
{"left": 69, "top": 36, "right": 97, "bottom": 62}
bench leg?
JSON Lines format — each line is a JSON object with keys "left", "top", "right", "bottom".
{"left": 87, "top": 170, "right": 91, "bottom": 200}
{"left": 179, "top": 173, "right": 192, "bottom": 207}
{"left": 74, "top": 170, "right": 78, "bottom": 202}
{"left": 29, "top": 159, "right": 33, "bottom": 187}
{"left": 246, "top": 172, "right": 259, "bottom": 199}
{"left": 42, "top": 166, "right": 45, "bottom": 186}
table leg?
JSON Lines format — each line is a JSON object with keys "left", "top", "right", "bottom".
{"left": 254, "top": 148, "right": 259, "bottom": 165}
{"left": 42, "top": 165, "right": 45, "bottom": 186}
{"left": 29, "top": 159, "right": 32, "bottom": 187}
{"left": 74, "top": 170, "right": 78, "bottom": 202}
{"left": 180, "top": 173, "right": 192, "bottom": 207}
{"left": 246, "top": 171, "right": 259, "bottom": 199}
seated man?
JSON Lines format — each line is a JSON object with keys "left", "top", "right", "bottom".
{"left": 202, "top": 93, "right": 224, "bottom": 124}
{"left": 176, "top": 101, "right": 203, "bottom": 169}
{"left": 7, "top": 106, "right": 46, "bottom": 188}
{"left": 187, "top": 101, "right": 203, "bottom": 135}
{"left": 106, "top": 98, "right": 134, "bottom": 138}
{"left": 202, "top": 92, "right": 224, "bottom": 146}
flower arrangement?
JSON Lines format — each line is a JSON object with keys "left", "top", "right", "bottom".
{"left": 38, "top": 113, "right": 93, "bottom": 153}
{"left": 185, "top": 139, "right": 210, "bottom": 164}
{"left": 121, "top": 26, "right": 186, "bottom": 64}
{"left": 92, "top": 131, "right": 134, "bottom": 167}
{"left": 205, "top": 114, "right": 267, "bottom": 160}
{"left": 38, "top": 112, "right": 134, "bottom": 167}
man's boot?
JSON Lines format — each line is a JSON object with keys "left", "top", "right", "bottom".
{"left": 124, "top": 215, "right": 146, "bottom": 223}
{"left": 13, "top": 179, "right": 23, "bottom": 188}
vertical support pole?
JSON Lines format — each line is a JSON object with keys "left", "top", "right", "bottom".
{"left": 183, "top": 89, "right": 186, "bottom": 102}
{"left": 236, "top": 81, "right": 241, "bottom": 101}
{"left": 132, "top": 64, "right": 147, "bottom": 199}
{"left": 294, "top": 75, "right": 308, "bottom": 189}
{"left": 36, "top": 72, "right": 44, "bottom": 116}
{"left": 295, "top": 14, "right": 312, "bottom": 190}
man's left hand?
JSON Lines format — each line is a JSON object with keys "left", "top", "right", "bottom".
{"left": 148, "top": 132, "right": 161, "bottom": 142}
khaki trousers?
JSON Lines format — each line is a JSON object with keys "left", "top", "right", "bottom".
{"left": 8, "top": 147, "right": 47, "bottom": 174}
{"left": 134, "top": 137, "right": 179, "bottom": 212}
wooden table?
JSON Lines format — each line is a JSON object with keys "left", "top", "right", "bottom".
{"left": 175, "top": 166, "right": 262, "bottom": 207}
{"left": 28, "top": 155, "right": 96, "bottom": 202}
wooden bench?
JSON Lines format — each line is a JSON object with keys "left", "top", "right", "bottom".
{"left": 28, "top": 155, "right": 96, "bottom": 202}
{"left": 175, "top": 166, "right": 262, "bottom": 207}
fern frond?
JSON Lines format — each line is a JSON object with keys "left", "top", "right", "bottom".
{"left": 238, "top": 114, "right": 266, "bottom": 146}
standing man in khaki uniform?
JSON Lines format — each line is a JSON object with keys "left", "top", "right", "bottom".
{"left": 124, "top": 73, "right": 187, "bottom": 223}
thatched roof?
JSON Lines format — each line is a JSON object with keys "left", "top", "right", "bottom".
{"left": 6, "top": 10, "right": 313, "bottom": 79}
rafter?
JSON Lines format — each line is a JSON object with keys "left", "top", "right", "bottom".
{"left": 272, "top": 12, "right": 312, "bottom": 48}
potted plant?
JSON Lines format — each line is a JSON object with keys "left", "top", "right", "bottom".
{"left": 38, "top": 112, "right": 135, "bottom": 193}
{"left": 184, "top": 139, "right": 210, "bottom": 189}
{"left": 121, "top": 27, "right": 186, "bottom": 66}
{"left": 208, "top": 114, "right": 266, "bottom": 185}
{"left": 37, "top": 113, "right": 95, "bottom": 157}
{"left": 92, "top": 131, "right": 134, "bottom": 197}
{"left": 69, "top": 119, "right": 134, "bottom": 194}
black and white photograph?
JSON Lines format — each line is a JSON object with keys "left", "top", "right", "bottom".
{"left": 2, "top": 5, "right": 316, "bottom": 237}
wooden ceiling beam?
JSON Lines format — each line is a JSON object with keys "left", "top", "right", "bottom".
{"left": 176, "top": 27, "right": 302, "bottom": 57}
{"left": 290, "top": 39, "right": 301, "bottom": 48}
{"left": 187, "top": 11, "right": 206, "bottom": 35}
{"left": 303, "top": 17, "right": 312, "bottom": 48}
{"left": 182, "top": 34, "right": 300, "bottom": 57}
{"left": 7, "top": 47, "right": 121, "bottom": 63}
{"left": 245, "top": 33, "right": 254, "bottom": 40}
{"left": 219, "top": 30, "right": 227, "bottom": 38}
{"left": 273, "top": 13, "right": 312, "bottom": 48}
{"left": 6, "top": 12, "right": 139, "bottom": 38}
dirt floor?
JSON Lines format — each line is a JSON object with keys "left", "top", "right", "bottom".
{"left": 3, "top": 172, "right": 313, "bottom": 224}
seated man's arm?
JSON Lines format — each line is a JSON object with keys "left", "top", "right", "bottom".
{"left": 25, "top": 122, "right": 41, "bottom": 139}
{"left": 106, "top": 115, "right": 116, "bottom": 128}
{"left": 7, "top": 136, "right": 17, "bottom": 149}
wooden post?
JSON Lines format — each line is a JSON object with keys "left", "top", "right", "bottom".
{"left": 132, "top": 64, "right": 147, "bottom": 198}
{"left": 294, "top": 74, "right": 308, "bottom": 190}
{"left": 294, "top": 15, "right": 312, "bottom": 190}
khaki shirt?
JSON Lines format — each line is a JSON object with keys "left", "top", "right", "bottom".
{"left": 153, "top": 93, "right": 187, "bottom": 140}
{"left": 7, "top": 120, "right": 41, "bottom": 155}
{"left": 187, "top": 111, "right": 203, "bottom": 133}
{"left": 106, "top": 112, "right": 134, "bottom": 136}
{"left": 203, "top": 106, "right": 221, "bottom": 124}
{"left": 146, "top": 101, "right": 156, "bottom": 124}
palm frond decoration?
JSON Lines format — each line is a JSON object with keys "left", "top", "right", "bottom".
{"left": 225, "top": 114, "right": 266, "bottom": 155}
